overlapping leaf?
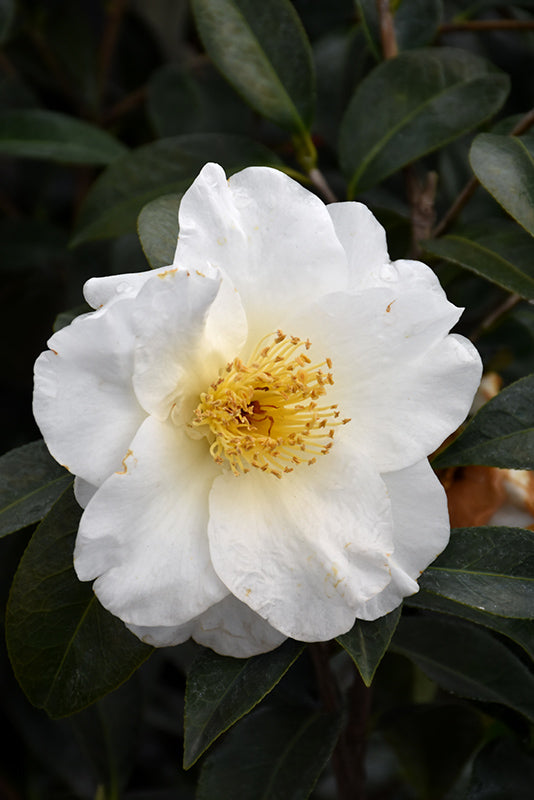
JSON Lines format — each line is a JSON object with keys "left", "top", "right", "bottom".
{"left": 419, "top": 527, "right": 534, "bottom": 618}
{"left": 423, "top": 222, "right": 534, "bottom": 299}
{"left": 470, "top": 134, "right": 534, "bottom": 238}
{"left": 407, "top": 591, "right": 534, "bottom": 661}
{"left": 191, "top": 0, "right": 314, "bottom": 134}
{"left": 6, "top": 487, "right": 152, "bottom": 717}
{"left": 71, "top": 133, "right": 282, "bottom": 245}
{"left": 184, "top": 640, "right": 304, "bottom": 768}
{"left": 0, "top": 110, "right": 127, "bottom": 164}
{"left": 392, "top": 616, "right": 534, "bottom": 722}
{"left": 0, "top": 440, "right": 72, "bottom": 538}
{"left": 196, "top": 706, "right": 343, "bottom": 800}
{"left": 337, "top": 606, "right": 401, "bottom": 686}
{"left": 433, "top": 373, "right": 534, "bottom": 469}
{"left": 340, "top": 48, "right": 509, "bottom": 196}
{"left": 137, "top": 194, "right": 181, "bottom": 269}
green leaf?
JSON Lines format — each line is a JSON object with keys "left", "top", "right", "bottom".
{"left": 356, "top": 0, "right": 443, "bottom": 56}
{"left": 0, "top": 0, "right": 15, "bottom": 44}
{"left": 191, "top": 0, "right": 314, "bottom": 134}
{"left": 337, "top": 606, "right": 401, "bottom": 686}
{"left": 137, "top": 193, "right": 181, "bottom": 269}
{"left": 6, "top": 487, "right": 152, "bottom": 717}
{"left": 423, "top": 226, "right": 534, "bottom": 299}
{"left": 0, "top": 440, "right": 73, "bottom": 538}
{"left": 196, "top": 706, "right": 343, "bottom": 800}
{"left": 383, "top": 704, "right": 483, "bottom": 799}
{"left": 470, "top": 134, "right": 534, "bottom": 238}
{"left": 71, "top": 133, "right": 282, "bottom": 245}
{"left": 392, "top": 616, "right": 534, "bottom": 722}
{"left": 419, "top": 527, "right": 534, "bottom": 618}
{"left": 432, "top": 373, "right": 534, "bottom": 470}
{"left": 70, "top": 679, "right": 142, "bottom": 796}
{"left": 467, "top": 738, "right": 534, "bottom": 800}
{"left": 406, "top": 591, "right": 534, "bottom": 661}
{"left": 0, "top": 110, "right": 128, "bottom": 164}
{"left": 340, "top": 48, "right": 509, "bottom": 196}
{"left": 183, "top": 639, "right": 304, "bottom": 768}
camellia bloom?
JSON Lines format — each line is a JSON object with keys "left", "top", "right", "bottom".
{"left": 33, "top": 163, "right": 482, "bottom": 657}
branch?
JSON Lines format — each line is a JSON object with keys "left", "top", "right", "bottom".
{"left": 432, "top": 106, "right": 534, "bottom": 238}
{"left": 310, "top": 643, "right": 370, "bottom": 800}
{"left": 98, "top": 0, "right": 129, "bottom": 107}
{"left": 440, "top": 19, "right": 534, "bottom": 34}
{"left": 376, "top": 0, "right": 398, "bottom": 59}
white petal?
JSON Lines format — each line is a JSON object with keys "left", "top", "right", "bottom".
{"left": 356, "top": 459, "right": 450, "bottom": 619}
{"left": 131, "top": 268, "right": 246, "bottom": 420}
{"left": 298, "top": 287, "right": 481, "bottom": 472}
{"left": 74, "top": 416, "right": 228, "bottom": 627}
{"left": 73, "top": 477, "right": 97, "bottom": 508}
{"left": 327, "top": 201, "right": 389, "bottom": 290}
{"left": 127, "top": 595, "right": 286, "bottom": 656}
{"left": 173, "top": 163, "right": 349, "bottom": 342}
{"left": 83, "top": 264, "right": 179, "bottom": 310}
{"left": 327, "top": 201, "right": 447, "bottom": 294}
{"left": 208, "top": 450, "right": 394, "bottom": 642}
{"left": 33, "top": 300, "right": 146, "bottom": 486}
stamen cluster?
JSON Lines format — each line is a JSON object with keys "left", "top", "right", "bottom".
{"left": 192, "top": 331, "right": 350, "bottom": 478}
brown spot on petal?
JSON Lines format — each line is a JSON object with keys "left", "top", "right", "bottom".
{"left": 386, "top": 300, "right": 396, "bottom": 313}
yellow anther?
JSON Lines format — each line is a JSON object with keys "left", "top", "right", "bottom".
{"left": 191, "top": 331, "right": 350, "bottom": 477}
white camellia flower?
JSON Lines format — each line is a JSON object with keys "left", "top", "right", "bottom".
{"left": 33, "top": 163, "right": 482, "bottom": 657}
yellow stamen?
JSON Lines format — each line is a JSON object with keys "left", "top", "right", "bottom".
{"left": 191, "top": 331, "right": 350, "bottom": 477}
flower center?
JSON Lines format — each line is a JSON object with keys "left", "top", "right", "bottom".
{"left": 191, "top": 330, "right": 350, "bottom": 478}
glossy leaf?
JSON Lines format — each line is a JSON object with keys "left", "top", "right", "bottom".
{"left": 392, "top": 616, "right": 534, "bottom": 722}
{"left": 340, "top": 48, "right": 509, "bottom": 196}
{"left": 6, "top": 487, "right": 152, "bottom": 718}
{"left": 423, "top": 227, "right": 534, "bottom": 299}
{"left": 183, "top": 640, "right": 304, "bottom": 768}
{"left": 406, "top": 591, "right": 534, "bottom": 661}
{"left": 196, "top": 706, "right": 343, "bottom": 800}
{"left": 337, "top": 606, "right": 401, "bottom": 686}
{"left": 191, "top": 0, "right": 314, "bottom": 133}
{"left": 137, "top": 193, "right": 181, "bottom": 269}
{"left": 0, "top": 440, "right": 72, "bottom": 538}
{"left": 467, "top": 738, "right": 534, "bottom": 800}
{"left": 433, "top": 373, "right": 534, "bottom": 470}
{"left": 71, "top": 133, "right": 282, "bottom": 245}
{"left": 383, "top": 704, "right": 482, "bottom": 799}
{"left": 470, "top": 134, "right": 534, "bottom": 238}
{"left": 419, "top": 527, "right": 534, "bottom": 618}
{"left": 0, "top": 110, "right": 127, "bottom": 164}
{"left": 70, "top": 679, "right": 142, "bottom": 796}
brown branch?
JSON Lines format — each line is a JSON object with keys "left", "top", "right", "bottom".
{"left": 471, "top": 293, "right": 522, "bottom": 342}
{"left": 308, "top": 168, "right": 338, "bottom": 203}
{"left": 310, "top": 643, "right": 370, "bottom": 800}
{"left": 440, "top": 19, "right": 534, "bottom": 33}
{"left": 405, "top": 169, "right": 438, "bottom": 257}
{"left": 0, "top": 50, "right": 17, "bottom": 78}
{"left": 376, "top": 0, "right": 398, "bottom": 59}
{"left": 103, "top": 84, "right": 147, "bottom": 125}
{"left": 98, "top": 0, "right": 129, "bottom": 106}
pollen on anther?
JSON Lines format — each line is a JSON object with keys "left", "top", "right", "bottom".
{"left": 191, "top": 330, "right": 350, "bottom": 478}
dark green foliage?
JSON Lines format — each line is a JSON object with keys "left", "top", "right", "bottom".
{"left": 2, "top": 0, "right": 534, "bottom": 797}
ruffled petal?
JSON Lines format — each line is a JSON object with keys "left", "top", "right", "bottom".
{"left": 327, "top": 201, "right": 389, "bottom": 290}
{"left": 127, "top": 595, "right": 286, "bottom": 656}
{"left": 173, "top": 163, "right": 349, "bottom": 343}
{"left": 33, "top": 300, "right": 146, "bottom": 487}
{"left": 74, "top": 416, "right": 228, "bottom": 627}
{"left": 208, "top": 449, "right": 394, "bottom": 642}
{"left": 356, "top": 459, "right": 450, "bottom": 619}
{"left": 292, "top": 287, "right": 481, "bottom": 473}
{"left": 131, "top": 268, "right": 246, "bottom": 420}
